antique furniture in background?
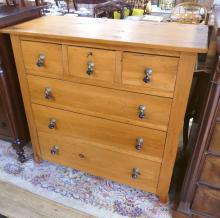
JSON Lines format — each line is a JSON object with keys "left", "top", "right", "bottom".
{"left": 0, "top": 5, "right": 42, "bottom": 162}
{"left": 94, "top": 0, "right": 151, "bottom": 19}
{"left": 173, "top": 6, "right": 220, "bottom": 217}
{"left": 159, "top": 0, "right": 175, "bottom": 9}
{"left": 94, "top": 0, "right": 133, "bottom": 19}
{"left": 170, "top": 2, "right": 208, "bottom": 24}
{"left": 2, "top": 16, "right": 207, "bottom": 202}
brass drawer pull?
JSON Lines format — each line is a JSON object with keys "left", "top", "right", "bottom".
{"left": 131, "top": 168, "right": 141, "bottom": 179}
{"left": 136, "top": 137, "right": 144, "bottom": 150}
{"left": 45, "top": 87, "right": 53, "bottom": 100}
{"left": 48, "top": 118, "right": 56, "bottom": 129}
{"left": 50, "top": 145, "right": 59, "bottom": 155}
{"left": 87, "top": 61, "right": 95, "bottom": 75}
{"left": 36, "top": 54, "right": 45, "bottom": 67}
{"left": 86, "top": 52, "right": 95, "bottom": 75}
{"left": 143, "top": 68, "right": 153, "bottom": 83}
{"left": 138, "top": 105, "right": 146, "bottom": 119}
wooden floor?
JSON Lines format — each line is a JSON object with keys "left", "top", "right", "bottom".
{"left": 0, "top": 180, "right": 190, "bottom": 218}
{"left": 0, "top": 181, "right": 94, "bottom": 218}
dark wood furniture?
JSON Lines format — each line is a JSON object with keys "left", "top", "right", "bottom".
{"left": 94, "top": 0, "right": 150, "bottom": 19}
{"left": 0, "top": 5, "right": 42, "bottom": 162}
{"left": 94, "top": 0, "right": 132, "bottom": 19}
{"left": 173, "top": 6, "right": 220, "bottom": 217}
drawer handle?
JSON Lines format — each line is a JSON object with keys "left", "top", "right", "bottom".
{"left": 138, "top": 105, "right": 146, "bottom": 119}
{"left": 50, "top": 145, "right": 59, "bottom": 155}
{"left": 79, "top": 153, "right": 85, "bottom": 159}
{"left": 143, "top": 68, "right": 153, "bottom": 83}
{"left": 136, "top": 137, "right": 144, "bottom": 150}
{"left": 131, "top": 168, "right": 141, "bottom": 179}
{"left": 87, "top": 61, "right": 95, "bottom": 75}
{"left": 45, "top": 87, "right": 53, "bottom": 100}
{"left": 36, "top": 54, "right": 45, "bottom": 67}
{"left": 48, "top": 118, "right": 56, "bottom": 129}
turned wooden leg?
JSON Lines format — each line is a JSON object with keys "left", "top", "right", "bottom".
{"left": 12, "top": 139, "right": 26, "bottom": 163}
{"left": 73, "top": 0, "right": 78, "bottom": 11}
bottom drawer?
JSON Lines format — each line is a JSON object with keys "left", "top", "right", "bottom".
{"left": 192, "top": 186, "right": 220, "bottom": 217}
{"left": 38, "top": 131, "right": 161, "bottom": 193}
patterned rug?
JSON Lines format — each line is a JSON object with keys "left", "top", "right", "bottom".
{"left": 0, "top": 140, "right": 172, "bottom": 218}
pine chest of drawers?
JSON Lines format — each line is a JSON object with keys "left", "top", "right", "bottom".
{"left": 2, "top": 16, "right": 208, "bottom": 202}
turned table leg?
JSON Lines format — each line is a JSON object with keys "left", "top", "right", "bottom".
{"left": 12, "top": 139, "right": 26, "bottom": 163}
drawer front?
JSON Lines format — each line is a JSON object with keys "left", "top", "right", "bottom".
{"left": 122, "top": 52, "right": 179, "bottom": 93}
{"left": 38, "top": 131, "right": 160, "bottom": 193}
{"left": 200, "top": 156, "right": 220, "bottom": 188}
{"left": 21, "top": 41, "right": 63, "bottom": 78}
{"left": 32, "top": 104, "right": 166, "bottom": 162}
{"left": 28, "top": 75, "right": 172, "bottom": 131}
{"left": 68, "top": 46, "right": 115, "bottom": 83}
{"left": 192, "top": 186, "right": 220, "bottom": 217}
{"left": 209, "top": 123, "right": 220, "bottom": 154}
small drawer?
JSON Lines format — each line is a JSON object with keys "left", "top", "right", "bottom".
{"left": 21, "top": 41, "right": 63, "bottom": 78}
{"left": 32, "top": 104, "right": 166, "bottom": 162}
{"left": 68, "top": 46, "right": 116, "bottom": 83}
{"left": 192, "top": 186, "right": 220, "bottom": 217}
{"left": 38, "top": 131, "right": 160, "bottom": 193}
{"left": 28, "top": 75, "right": 172, "bottom": 131}
{"left": 209, "top": 123, "right": 220, "bottom": 154}
{"left": 122, "top": 52, "right": 179, "bottom": 94}
{"left": 200, "top": 156, "right": 220, "bottom": 187}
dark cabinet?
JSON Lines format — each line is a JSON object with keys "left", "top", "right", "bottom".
{"left": 173, "top": 6, "right": 220, "bottom": 217}
{"left": 0, "top": 5, "right": 42, "bottom": 162}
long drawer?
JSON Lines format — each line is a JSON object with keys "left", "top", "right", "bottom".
{"left": 32, "top": 104, "right": 166, "bottom": 162}
{"left": 28, "top": 75, "right": 172, "bottom": 131}
{"left": 38, "top": 131, "right": 161, "bottom": 193}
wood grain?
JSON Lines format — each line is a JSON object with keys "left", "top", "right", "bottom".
{"left": 68, "top": 46, "right": 115, "bottom": 83}
{"left": 2, "top": 16, "right": 208, "bottom": 53}
{"left": 39, "top": 131, "right": 161, "bottom": 193}
{"left": 10, "top": 35, "right": 41, "bottom": 162}
{"left": 122, "top": 52, "right": 179, "bottom": 93}
{"left": 200, "top": 156, "right": 220, "bottom": 188}
{"left": 21, "top": 40, "right": 64, "bottom": 78}
{"left": 0, "top": 181, "right": 92, "bottom": 218}
{"left": 192, "top": 186, "right": 220, "bottom": 217}
{"left": 32, "top": 104, "right": 166, "bottom": 162}
{"left": 27, "top": 75, "right": 172, "bottom": 131}
{"left": 209, "top": 123, "right": 220, "bottom": 154}
{"left": 156, "top": 52, "right": 197, "bottom": 202}
{"left": 20, "top": 35, "right": 182, "bottom": 57}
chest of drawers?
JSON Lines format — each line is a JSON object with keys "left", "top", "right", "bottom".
{"left": 2, "top": 16, "right": 208, "bottom": 202}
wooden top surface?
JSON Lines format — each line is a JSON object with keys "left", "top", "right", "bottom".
{"left": 1, "top": 16, "right": 208, "bottom": 53}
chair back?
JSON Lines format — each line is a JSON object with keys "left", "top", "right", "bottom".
{"left": 126, "top": 0, "right": 150, "bottom": 13}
